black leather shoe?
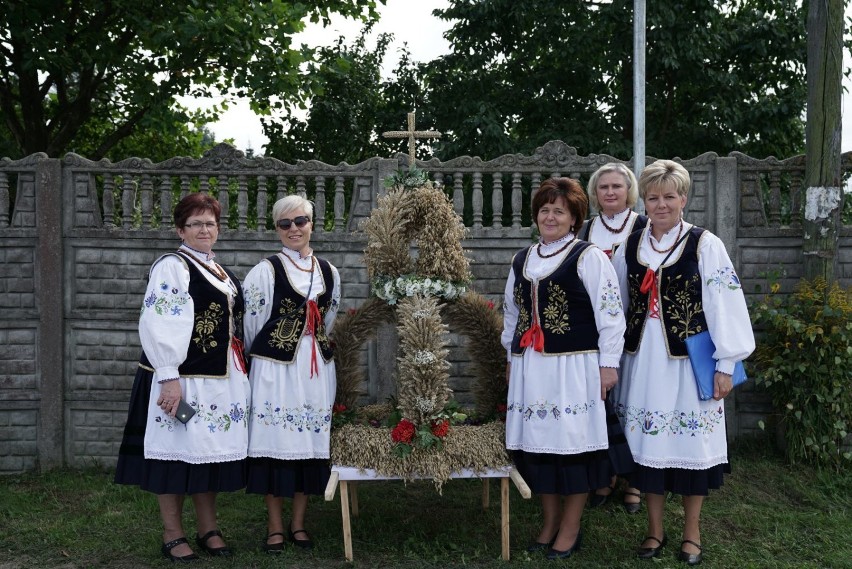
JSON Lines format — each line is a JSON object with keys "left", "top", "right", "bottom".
{"left": 526, "top": 537, "right": 556, "bottom": 553}
{"left": 677, "top": 539, "right": 703, "bottom": 565}
{"left": 545, "top": 530, "right": 582, "bottom": 560}
{"left": 263, "top": 532, "right": 286, "bottom": 554}
{"left": 161, "top": 537, "right": 199, "bottom": 563}
{"left": 288, "top": 526, "right": 314, "bottom": 550}
{"left": 637, "top": 533, "right": 667, "bottom": 559}
{"left": 588, "top": 491, "right": 610, "bottom": 508}
{"left": 195, "top": 529, "right": 232, "bottom": 557}
{"left": 622, "top": 489, "right": 642, "bottom": 514}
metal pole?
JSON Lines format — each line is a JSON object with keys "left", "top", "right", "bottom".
{"left": 633, "top": 0, "right": 646, "bottom": 214}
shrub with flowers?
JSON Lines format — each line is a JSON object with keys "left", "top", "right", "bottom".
{"left": 751, "top": 275, "right": 852, "bottom": 470}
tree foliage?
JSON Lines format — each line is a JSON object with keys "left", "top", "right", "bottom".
{"left": 263, "top": 26, "right": 430, "bottom": 164}
{"left": 425, "top": 0, "right": 809, "bottom": 160}
{"left": 264, "top": 0, "right": 816, "bottom": 163}
{"left": 0, "top": 0, "right": 381, "bottom": 160}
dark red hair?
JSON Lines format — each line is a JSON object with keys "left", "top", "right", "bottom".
{"left": 173, "top": 193, "right": 221, "bottom": 228}
{"left": 532, "top": 177, "right": 587, "bottom": 234}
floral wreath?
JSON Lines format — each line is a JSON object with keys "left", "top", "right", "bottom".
{"left": 329, "top": 170, "right": 509, "bottom": 489}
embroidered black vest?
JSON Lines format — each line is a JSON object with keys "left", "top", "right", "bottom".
{"left": 139, "top": 252, "right": 240, "bottom": 378}
{"left": 623, "top": 226, "right": 708, "bottom": 358}
{"left": 579, "top": 213, "right": 648, "bottom": 257}
{"left": 510, "top": 241, "right": 599, "bottom": 356}
{"left": 248, "top": 254, "right": 335, "bottom": 364}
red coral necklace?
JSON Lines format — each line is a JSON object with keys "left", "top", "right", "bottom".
{"left": 598, "top": 210, "right": 632, "bottom": 234}
{"left": 537, "top": 236, "right": 577, "bottom": 259}
{"left": 649, "top": 220, "right": 684, "bottom": 254}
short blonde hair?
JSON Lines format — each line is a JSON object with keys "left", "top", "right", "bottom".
{"left": 587, "top": 162, "right": 639, "bottom": 210}
{"left": 272, "top": 195, "right": 314, "bottom": 222}
{"left": 638, "top": 160, "right": 691, "bottom": 199}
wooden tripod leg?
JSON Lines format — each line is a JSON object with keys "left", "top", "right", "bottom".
{"left": 351, "top": 481, "right": 359, "bottom": 517}
{"left": 501, "top": 477, "right": 510, "bottom": 560}
{"left": 340, "top": 480, "right": 353, "bottom": 561}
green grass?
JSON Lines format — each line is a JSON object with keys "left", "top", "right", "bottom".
{"left": 1, "top": 436, "right": 850, "bottom": 568}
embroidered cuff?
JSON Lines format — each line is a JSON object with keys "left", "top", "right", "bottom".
{"left": 157, "top": 377, "right": 180, "bottom": 384}
{"left": 715, "top": 359, "right": 736, "bottom": 376}
{"left": 598, "top": 354, "right": 621, "bottom": 369}
{"left": 156, "top": 366, "right": 181, "bottom": 381}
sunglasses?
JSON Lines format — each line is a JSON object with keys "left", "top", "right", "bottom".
{"left": 276, "top": 216, "right": 311, "bottom": 230}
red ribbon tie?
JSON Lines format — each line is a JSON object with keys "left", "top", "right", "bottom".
{"left": 519, "top": 322, "right": 545, "bottom": 352}
{"left": 231, "top": 337, "right": 248, "bottom": 374}
{"left": 305, "top": 300, "right": 322, "bottom": 378}
{"left": 640, "top": 268, "right": 660, "bottom": 319}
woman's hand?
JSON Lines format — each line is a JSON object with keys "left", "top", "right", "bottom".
{"left": 505, "top": 362, "right": 511, "bottom": 385}
{"left": 713, "top": 371, "right": 733, "bottom": 401}
{"left": 599, "top": 367, "right": 618, "bottom": 400}
{"left": 157, "top": 381, "right": 183, "bottom": 418}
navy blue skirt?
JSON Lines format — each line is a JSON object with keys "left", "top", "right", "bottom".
{"left": 245, "top": 457, "right": 331, "bottom": 497}
{"left": 629, "top": 462, "right": 731, "bottom": 496}
{"left": 601, "top": 395, "right": 636, "bottom": 478}
{"left": 114, "top": 366, "right": 246, "bottom": 495}
{"left": 513, "top": 448, "right": 612, "bottom": 496}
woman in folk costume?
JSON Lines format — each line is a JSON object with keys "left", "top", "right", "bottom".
{"left": 115, "top": 192, "right": 251, "bottom": 562}
{"left": 611, "top": 160, "right": 754, "bottom": 565}
{"left": 243, "top": 195, "right": 340, "bottom": 553}
{"left": 502, "top": 177, "right": 628, "bottom": 559}
{"left": 581, "top": 162, "right": 647, "bottom": 513}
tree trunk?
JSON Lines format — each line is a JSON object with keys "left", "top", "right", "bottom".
{"left": 802, "top": 0, "right": 844, "bottom": 282}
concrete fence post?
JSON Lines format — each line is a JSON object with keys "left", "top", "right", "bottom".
{"left": 35, "top": 158, "right": 64, "bottom": 471}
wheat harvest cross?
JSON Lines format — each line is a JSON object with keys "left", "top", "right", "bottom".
{"left": 382, "top": 111, "right": 442, "bottom": 167}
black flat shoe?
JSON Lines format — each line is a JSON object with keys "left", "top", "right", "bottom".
{"left": 161, "top": 537, "right": 199, "bottom": 563}
{"left": 623, "top": 489, "right": 642, "bottom": 514}
{"left": 289, "top": 526, "right": 314, "bottom": 550}
{"left": 263, "top": 531, "right": 286, "bottom": 554}
{"left": 637, "top": 533, "right": 667, "bottom": 559}
{"left": 545, "top": 530, "right": 582, "bottom": 560}
{"left": 526, "top": 537, "right": 556, "bottom": 553}
{"left": 195, "top": 529, "right": 232, "bottom": 557}
{"left": 588, "top": 490, "right": 611, "bottom": 508}
{"left": 678, "top": 539, "right": 703, "bottom": 565}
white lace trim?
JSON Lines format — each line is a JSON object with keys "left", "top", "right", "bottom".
{"left": 249, "top": 450, "right": 330, "bottom": 460}
{"left": 634, "top": 453, "right": 728, "bottom": 470}
{"left": 144, "top": 450, "right": 247, "bottom": 464}
{"left": 603, "top": 208, "right": 630, "bottom": 223}
{"left": 506, "top": 442, "right": 608, "bottom": 455}
{"left": 538, "top": 231, "right": 576, "bottom": 251}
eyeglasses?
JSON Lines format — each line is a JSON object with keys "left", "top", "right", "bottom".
{"left": 276, "top": 216, "right": 311, "bottom": 230}
{"left": 184, "top": 221, "right": 218, "bottom": 230}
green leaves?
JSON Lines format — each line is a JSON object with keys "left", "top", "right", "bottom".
{"left": 424, "top": 0, "right": 808, "bottom": 160}
{"left": 751, "top": 277, "right": 852, "bottom": 471}
{"left": 0, "top": 0, "right": 380, "bottom": 158}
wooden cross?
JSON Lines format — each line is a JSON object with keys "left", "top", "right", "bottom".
{"left": 382, "top": 111, "right": 442, "bottom": 167}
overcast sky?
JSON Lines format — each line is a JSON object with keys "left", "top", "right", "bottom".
{"left": 189, "top": 1, "right": 852, "bottom": 157}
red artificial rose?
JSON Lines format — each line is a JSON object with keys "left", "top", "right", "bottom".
{"left": 487, "top": 300, "right": 495, "bottom": 310}
{"left": 496, "top": 404, "right": 507, "bottom": 422}
{"left": 431, "top": 419, "right": 450, "bottom": 438}
{"left": 391, "top": 419, "right": 416, "bottom": 444}
{"left": 333, "top": 403, "right": 347, "bottom": 414}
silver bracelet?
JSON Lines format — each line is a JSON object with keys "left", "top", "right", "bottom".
{"left": 157, "top": 377, "right": 180, "bottom": 384}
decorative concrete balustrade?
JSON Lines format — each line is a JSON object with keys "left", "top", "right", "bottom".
{"left": 0, "top": 141, "right": 850, "bottom": 473}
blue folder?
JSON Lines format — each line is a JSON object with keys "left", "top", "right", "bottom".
{"left": 684, "top": 331, "right": 747, "bottom": 401}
